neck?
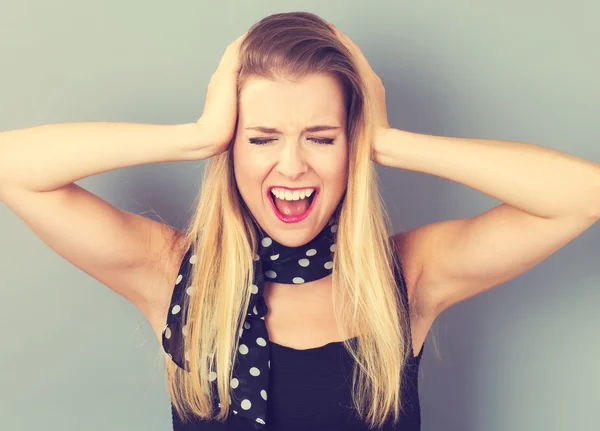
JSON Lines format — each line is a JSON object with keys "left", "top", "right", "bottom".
{"left": 264, "top": 274, "right": 333, "bottom": 297}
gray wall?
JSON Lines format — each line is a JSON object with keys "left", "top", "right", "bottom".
{"left": 1, "top": 1, "right": 598, "bottom": 430}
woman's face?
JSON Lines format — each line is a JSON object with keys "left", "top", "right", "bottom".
{"left": 233, "top": 73, "right": 348, "bottom": 247}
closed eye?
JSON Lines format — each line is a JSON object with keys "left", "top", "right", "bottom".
{"left": 308, "top": 137, "right": 334, "bottom": 145}
{"left": 248, "top": 137, "right": 335, "bottom": 145}
{"left": 249, "top": 138, "right": 276, "bottom": 145}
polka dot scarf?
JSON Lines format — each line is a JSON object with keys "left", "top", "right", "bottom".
{"left": 162, "top": 215, "right": 339, "bottom": 428}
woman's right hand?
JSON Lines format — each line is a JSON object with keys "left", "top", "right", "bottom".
{"left": 196, "top": 32, "right": 247, "bottom": 158}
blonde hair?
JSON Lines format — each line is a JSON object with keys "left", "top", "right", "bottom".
{"left": 165, "top": 11, "right": 413, "bottom": 428}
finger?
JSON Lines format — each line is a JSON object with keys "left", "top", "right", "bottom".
{"left": 229, "top": 31, "right": 248, "bottom": 48}
{"left": 326, "top": 24, "right": 373, "bottom": 76}
{"left": 334, "top": 28, "right": 362, "bottom": 60}
{"left": 217, "top": 32, "right": 247, "bottom": 73}
{"left": 328, "top": 22, "right": 352, "bottom": 46}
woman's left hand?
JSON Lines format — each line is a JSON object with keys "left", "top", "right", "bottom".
{"left": 328, "top": 23, "right": 391, "bottom": 163}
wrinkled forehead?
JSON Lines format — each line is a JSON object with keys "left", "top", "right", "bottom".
{"left": 238, "top": 74, "right": 347, "bottom": 133}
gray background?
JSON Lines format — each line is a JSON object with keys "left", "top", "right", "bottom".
{"left": 1, "top": 0, "right": 598, "bottom": 430}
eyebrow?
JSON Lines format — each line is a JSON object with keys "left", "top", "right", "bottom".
{"left": 245, "top": 125, "right": 342, "bottom": 133}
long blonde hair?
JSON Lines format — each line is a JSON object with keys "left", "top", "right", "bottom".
{"left": 165, "top": 11, "right": 412, "bottom": 428}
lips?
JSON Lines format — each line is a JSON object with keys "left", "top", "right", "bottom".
{"left": 267, "top": 186, "right": 319, "bottom": 224}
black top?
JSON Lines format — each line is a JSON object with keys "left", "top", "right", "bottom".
{"left": 166, "top": 247, "right": 423, "bottom": 431}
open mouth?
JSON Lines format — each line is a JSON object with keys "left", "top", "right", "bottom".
{"left": 267, "top": 187, "right": 318, "bottom": 223}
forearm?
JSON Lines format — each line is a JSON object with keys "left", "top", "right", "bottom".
{"left": 0, "top": 122, "right": 210, "bottom": 193}
{"left": 378, "top": 128, "right": 600, "bottom": 219}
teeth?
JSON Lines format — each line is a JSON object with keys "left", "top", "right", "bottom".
{"left": 270, "top": 187, "right": 315, "bottom": 201}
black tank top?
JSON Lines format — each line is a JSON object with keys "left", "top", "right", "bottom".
{"left": 166, "top": 245, "right": 423, "bottom": 431}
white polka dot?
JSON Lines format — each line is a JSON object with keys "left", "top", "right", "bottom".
{"left": 270, "top": 254, "right": 279, "bottom": 260}
{"left": 331, "top": 224, "right": 338, "bottom": 233}
{"left": 244, "top": 322, "right": 251, "bottom": 329}
{"left": 167, "top": 353, "right": 172, "bottom": 360}
{"left": 186, "top": 286, "right": 193, "bottom": 295}
{"left": 171, "top": 304, "right": 181, "bottom": 315}
{"left": 231, "top": 377, "right": 239, "bottom": 389}
{"left": 256, "top": 337, "right": 266, "bottom": 347}
{"left": 298, "top": 258, "right": 310, "bottom": 267}
{"left": 306, "top": 248, "right": 317, "bottom": 256}
{"left": 233, "top": 410, "right": 238, "bottom": 415}
{"left": 239, "top": 344, "right": 249, "bottom": 355}
{"left": 164, "top": 326, "right": 171, "bottom": 339}
{"left": 250, "top": 284, "right": 258, "bottom": 294}
{"left": 256, "top": 418, "right": 266, "bottom": 425}
{"left": 261, "top": 390, "right": 267, "bottom": 401}
{"left": 330, "top": 243, "right": 337, "bottom": 252}
{"left": 249, "top": 367, "right": 260, "bottom": 376}
{"left": 239, "top": 328, "right": 243, "bottom": 338}
{"left": 324, "top": 261, "right": 333, "bottom": 270}
{"left": 208, "top": 371, "right": 217, "bottom": 381}
{"left": 265, "top": 270, "right": 277, "bottom": 279}
{"left": 189, "top": 254, "right": 198, "bottom": 265}
{"left": 261, "top": 237, "right": 272, "bottom": 247}
{"left": 292, "top": 277, "right": 305, "bottom": 284}
{"left": 182, "top": 324, "right": 188, "bottom": 336}
{"left": 268, "top": 360, "right": 270, "bottom": 369}
{"left": 260, "top": 316, "right": 265, "bottom": 320}
{"left": 241, "top": 399, "right": 252, "bottom": 410}
{"left": 175, "top": 274, "right": 183, "bottom": 285}
{"left": 252, "top": 305, "right": 258, "bottom": 315}
{"left": 253, "top": 253, "right": 259, "bottom": 261}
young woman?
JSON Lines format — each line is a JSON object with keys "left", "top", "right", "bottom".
{"left": 1, "top": 12, "right": 598, "bottom": 431}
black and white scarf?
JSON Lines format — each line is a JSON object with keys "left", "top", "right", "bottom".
{"left": 162, "top": 214, "right": 339, "bottom": 428}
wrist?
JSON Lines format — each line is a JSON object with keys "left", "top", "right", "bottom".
{"left": 190, "top": 119, "right": 232, "bottom": 160}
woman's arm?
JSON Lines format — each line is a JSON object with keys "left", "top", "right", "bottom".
{"left": 383, "top": 130, "right": 600, "bottom": 314}
{"left": 376, "top": 130, "right": 600, "bottom": 219}
{"left": 0, "top": 121, "right": 217, "bottom": 194}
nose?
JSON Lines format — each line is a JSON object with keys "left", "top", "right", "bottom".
{"left": 275, "top": 141, "right": 309, "bottom": 181}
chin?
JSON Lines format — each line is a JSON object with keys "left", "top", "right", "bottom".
{"left": 258, "top": 220, "right": 322, "bottom": 247}
{"left": 275, "top": 229, "right": 318, "bottom": 247}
